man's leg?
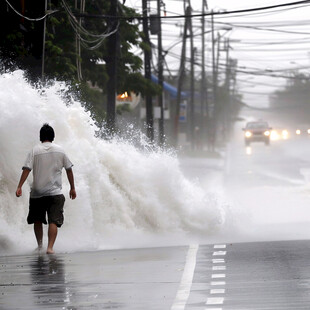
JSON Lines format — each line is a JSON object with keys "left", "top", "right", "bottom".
{"left": 47, "top": 223, "right": 58, "bottom": 254}
{"left": 34, "top": 221, "right": 43, "bottom": 249}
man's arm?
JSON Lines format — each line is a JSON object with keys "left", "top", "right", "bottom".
{"left": 16, "top": 169, "right": 31, "bottom": 197}
{"left": 66, "top": 168, "right": 76, "bottom": 199}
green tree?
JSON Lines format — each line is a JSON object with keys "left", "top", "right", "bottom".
{"left": 0, "top": 1, "right": 159, "bottom": 124}
{"left": 0, "top": 0, "right": 46, "bottom": 77}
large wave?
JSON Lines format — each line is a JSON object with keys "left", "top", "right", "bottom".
{"left": 0, "top": 70, "right": 227, "bottom": 254}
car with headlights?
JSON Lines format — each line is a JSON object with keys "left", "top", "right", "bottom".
{"left": 242, "top": 121, "right": 272, "bottom": 146}
{"left": 294, "top": 126, "right": 310, "bottom": 137}
{"left": 270, "top": 128, "right": 289, "bottom": 141}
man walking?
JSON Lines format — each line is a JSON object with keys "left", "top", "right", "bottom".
{"left": 16, "top": 123, "right": 76, "bottom": 254}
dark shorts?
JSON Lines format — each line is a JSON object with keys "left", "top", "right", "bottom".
{"left": 27, "top": 195, "right": 65, "bottom": 228}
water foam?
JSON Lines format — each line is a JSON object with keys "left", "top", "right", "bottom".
{"left": 0, "top": 71, "right": 227, "bottom": 254}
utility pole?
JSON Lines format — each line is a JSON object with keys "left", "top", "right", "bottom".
{"left": 216, "top": 32, "right": 221, "bottom": 86}
{"left": 210, "top": 10, "right": 218, "bottom": 150}
{"left": 201, "top": 0, "right": 208, "bottom": 149}
{"left": 211, "top": 10, "right": 216, "bottom": 116}
{"left": 142, "top": 0, "right": 154, "bottom": 142}
{"left": 188, "top": 4, "right": 195, "bottom": 150}
{"left": 75, "top": 0, "right": 84, "bottom": 81}
{"left": 41, "top": 0, "right": 48, "bottom": 82}
{"left": 174, "top": 6, "right": 190, "bottom": 146}
{"left": 106, "top": 0, "right": 118, "bottom": 135}
{"left": 224, "top": 38, "right": 231, "bottom": 140}
{"left": 224, "top": 39, "right": 231, "bottom": 90}
{"left": 157, "top": 0, "right": 164, "bottom": 145}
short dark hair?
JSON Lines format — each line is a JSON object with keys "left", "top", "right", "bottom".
{"left": 40, "top": 123, "right": 55, "bottom": 142}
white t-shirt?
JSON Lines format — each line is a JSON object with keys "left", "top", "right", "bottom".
{"left": 23, "top": 142, "right": 73, "bottom": 198}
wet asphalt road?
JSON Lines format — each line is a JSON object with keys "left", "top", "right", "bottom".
{"left": 2, "top": 112, "right": 310, "bottom": 309}
{"left": 191, "top": 240, "right": 310, "bottom": 310}
{"left": 1, "top": 240, "right": 310, "bottom": 309}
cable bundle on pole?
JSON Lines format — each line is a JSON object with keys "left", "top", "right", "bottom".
{"left": 61, "top": 0, "right": 119, "bottom": 51}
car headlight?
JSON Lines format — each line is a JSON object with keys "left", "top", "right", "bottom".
{"left": 307, "top": 129, "right": 310, "bottom": 134}
{"left": 282, "top": 130, "right": 289, "bottom": 139}
{"left": 264, "top": 130, "right": 270, "bottom": 136}
{"left": 270, "top": 130, "right": 278, "bottom": 140}
{"left": 245, "top": 131, "right": 252, "bottom": 138}
{"left": 296, "top": 129, "right": 301, "bottom": 135}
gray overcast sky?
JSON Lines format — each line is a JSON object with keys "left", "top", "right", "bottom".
{"left": 128, "top": 0, "right": 310, "bottom": 107}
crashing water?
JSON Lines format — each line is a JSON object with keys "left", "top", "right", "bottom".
{"left": 0, "top": 71, "right": 228, "bottom": 255}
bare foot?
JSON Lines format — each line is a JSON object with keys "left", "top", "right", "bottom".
{"left": 34, "top": 246, "right": 43, "bottom": 253}
{"left": 46, "top": 248, "right": 55, "bottom": 254}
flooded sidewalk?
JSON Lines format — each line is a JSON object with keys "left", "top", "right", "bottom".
{"left": 0, "top": 246, "right": 187, "bottom": 310}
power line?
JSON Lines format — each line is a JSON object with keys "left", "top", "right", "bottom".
{"left": 213, "top": 21, "right": 310, "bottom": 35}
{"left": 234, "top": 68, "right": 309, "bottom": 79}
{"left": 61, "top": 0, "right": 119, "bottom": 50}
{"left": 230, "top": 47, "right": 310, "bottom": 52}
{"left": 238, "top": 90, "right": 271, "bottom": 95}
{"left": 159, "top": 48, "right": 310, "bottom": 82}
{"left": 76, "top": 0, "right": 310, "bottom": 20}
{"left": 216, "top": 19, "right": 310, "bottom": 27}
{"left": 5, "top": 0, "right": 58, "bottom": 21}
{"left": 218, "top": 61, "right": 310, "bottom": 74}
{"left": 236, "top": 79, "right": 284, "bottom": 87}
{"left": 230, "top": 39, "right": 310, "bottom": 46}
{"left": 213, "top": 2, "right": 310, "bottom": 20}
{"left": 232, "top": 55, "right": 310, "bottom": 62}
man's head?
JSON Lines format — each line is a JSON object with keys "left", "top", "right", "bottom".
{"left": 40, "top": 123, "right": 55, "bottom": 142}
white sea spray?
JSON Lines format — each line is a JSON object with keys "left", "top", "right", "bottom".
{"left": 0, "top": 70, "right": 228, "bottom": 254}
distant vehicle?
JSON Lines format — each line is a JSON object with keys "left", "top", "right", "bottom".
{"left": 242, "top": 121, "right": 272, "bottom": 146}
{"left": 294, "top": 126, "right": 310, "bottom": 137}
{"left": 270, "top": 128, "right": 289, "bottom": 141}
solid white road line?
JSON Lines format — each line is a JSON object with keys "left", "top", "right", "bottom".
{"left": 171, "top": 244, "right": 199, "bottom": 310}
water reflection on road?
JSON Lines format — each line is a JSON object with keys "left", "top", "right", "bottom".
{"left": 30, "top": 255, "right": 69, "bottom": 308}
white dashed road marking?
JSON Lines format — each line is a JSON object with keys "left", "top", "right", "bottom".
{"left": 212, "top": 274, "right": 226, "bottom": 279}
{"left": 211, "top": 281, "right": 226, "bottom": 286}
{"left": 213, "top": 251, "right": 227, "bottom": 256}
{"left": 207, "top": 245, "right": 227, "bottom": 309}
{"left": 212, "top": 266, "right": 226, "bottom": 271}
{"left": 210, "top": 289, "right": 226, "bottom": 294}
{"left": 206, "top": 297, "right": 224, "bottom": 305}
